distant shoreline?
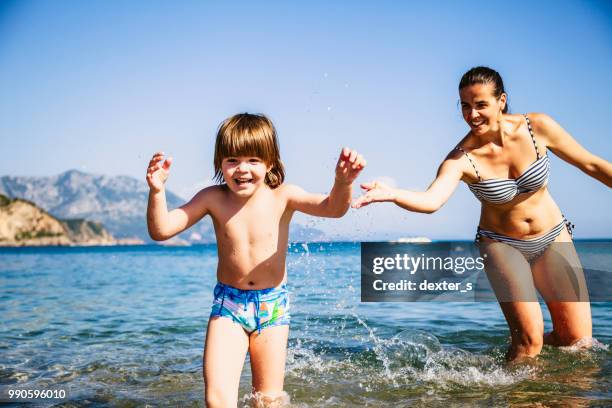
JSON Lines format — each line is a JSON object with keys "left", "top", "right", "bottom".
{"left": 1, "top": 238, "right": 611, "bottom": 250}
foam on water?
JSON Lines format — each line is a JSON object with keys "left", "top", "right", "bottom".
{"left": 559, "top": 337, "right": 608, "bottom": 352}
{"left": 240, "top": 391, "right": 292, "bottom": 408}
{"left": 283, "top": 313, "right": 534, "bottom": 397}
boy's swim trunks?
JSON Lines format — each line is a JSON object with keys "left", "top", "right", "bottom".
{"left": 210, "top": 282, "right": 290, "bottom": 334}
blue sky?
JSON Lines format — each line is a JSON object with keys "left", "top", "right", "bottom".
{"left": 1, "top": 0, "right": 611, "bottom": 239}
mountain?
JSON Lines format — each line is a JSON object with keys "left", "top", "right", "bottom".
{"left": 0, "top": 169, "right": 212, "bottom": 244}
{"left": 0, "top": 170, "right": 324, "bottom": 244}
{"left": 0, "top": 194, "right": 115, "bottom": 246}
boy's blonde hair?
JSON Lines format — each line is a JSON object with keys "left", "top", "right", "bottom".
{"left": 214, "top": 113, "right": 285, "bottom": 188}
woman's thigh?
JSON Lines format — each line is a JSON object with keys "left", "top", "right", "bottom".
{"left": 479, "top": 237, "right": 539, "bottom": 302}
{"left": 531, "top": 228, "right": 592, "bottom": 344}
{"left": 479, "top": 237, "right": 544, "bottom": 344}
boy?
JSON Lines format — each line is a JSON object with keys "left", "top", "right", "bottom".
{"left": 146, "top": 113, "right": 365, "bottom": 406}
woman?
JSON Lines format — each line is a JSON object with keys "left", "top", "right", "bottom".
{"left": 353, "top": 66, "right": 612, "bottom": 361}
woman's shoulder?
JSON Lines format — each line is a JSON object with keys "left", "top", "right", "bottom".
{"left": 522, "top": 112, "right": 558, "bottom": 141}
{"left": 445, "top": 137, "right": 473, "bottom": 169}
{"left": 442, "top": 139, "right": 476, "bottom": 182}
{"left": 523, "top": 112, "right": 554, "bottom": 128}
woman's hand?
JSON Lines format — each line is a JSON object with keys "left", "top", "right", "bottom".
{"left": 352, "top": 180, "right": 397, "bottom": 208}
{"left": 146, "top": 152, "right": 173, "bottom": 192}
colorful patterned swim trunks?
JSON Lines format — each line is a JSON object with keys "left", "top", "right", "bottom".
{"left": 210, "top": 282, "right": 290, "bottom": 334}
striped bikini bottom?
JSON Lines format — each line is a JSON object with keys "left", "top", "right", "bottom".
{"left": 476, "top": 217, "right": 574, "bottom": 262}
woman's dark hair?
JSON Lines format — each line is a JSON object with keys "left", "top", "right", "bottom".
{"left": 459, "top": 66, "right": 509, "bottom": 113}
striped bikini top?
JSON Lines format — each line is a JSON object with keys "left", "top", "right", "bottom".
{"left": 457, "top": 115, "right": 550, "bottom": 205}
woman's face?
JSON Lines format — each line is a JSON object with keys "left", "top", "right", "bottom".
{"left": 459, "top": 83, "right": 506, "bottom": 136}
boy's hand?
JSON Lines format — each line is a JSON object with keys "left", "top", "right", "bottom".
{"left": 352, "top": 180, "right": 396, "bottom": 208}
{"left": 146, "top": 152, "right": 173, "bottom": 192}
{"left": 335, "top": 147, "right": 366, "bottom": 185}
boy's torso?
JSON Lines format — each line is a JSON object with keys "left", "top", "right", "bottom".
{"left": 207, "top": 185, "right": 293, "bottom": 289}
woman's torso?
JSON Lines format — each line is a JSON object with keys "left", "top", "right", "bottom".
{"left": 458, "top": 113, "right": 564, "bottom": 238}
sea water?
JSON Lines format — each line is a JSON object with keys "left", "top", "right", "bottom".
{"left": 1, "top": 243, "right": 610, "bottom": 406}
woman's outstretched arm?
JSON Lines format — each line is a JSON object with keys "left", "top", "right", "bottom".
{"left": 352, "top": 150, "right": 465, "bottom": 213}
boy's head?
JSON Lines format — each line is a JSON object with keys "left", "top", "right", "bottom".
{"left": 214, "top": 113, "right": 285, "bottom": 189}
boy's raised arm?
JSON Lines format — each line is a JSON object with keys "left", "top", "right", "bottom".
{"left": 146, "top": 152, "right": 210, "bottom": 241}
{"left": 287, "top": 147, "right": 365, "bottom": 218}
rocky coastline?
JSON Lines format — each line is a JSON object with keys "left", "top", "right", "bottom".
{"left": 0, "top": 194, "right": 142, "bottom": 247}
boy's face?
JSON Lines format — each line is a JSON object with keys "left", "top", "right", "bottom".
{"left": 221, "top": 156, "right": 271, "bottom": 197}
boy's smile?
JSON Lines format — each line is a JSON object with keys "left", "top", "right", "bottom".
{"left": 234, "top": 177, "right": 253, "bottom": 186}
{"left": 222, "top": 156, "right": 270, "bottom": 196}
